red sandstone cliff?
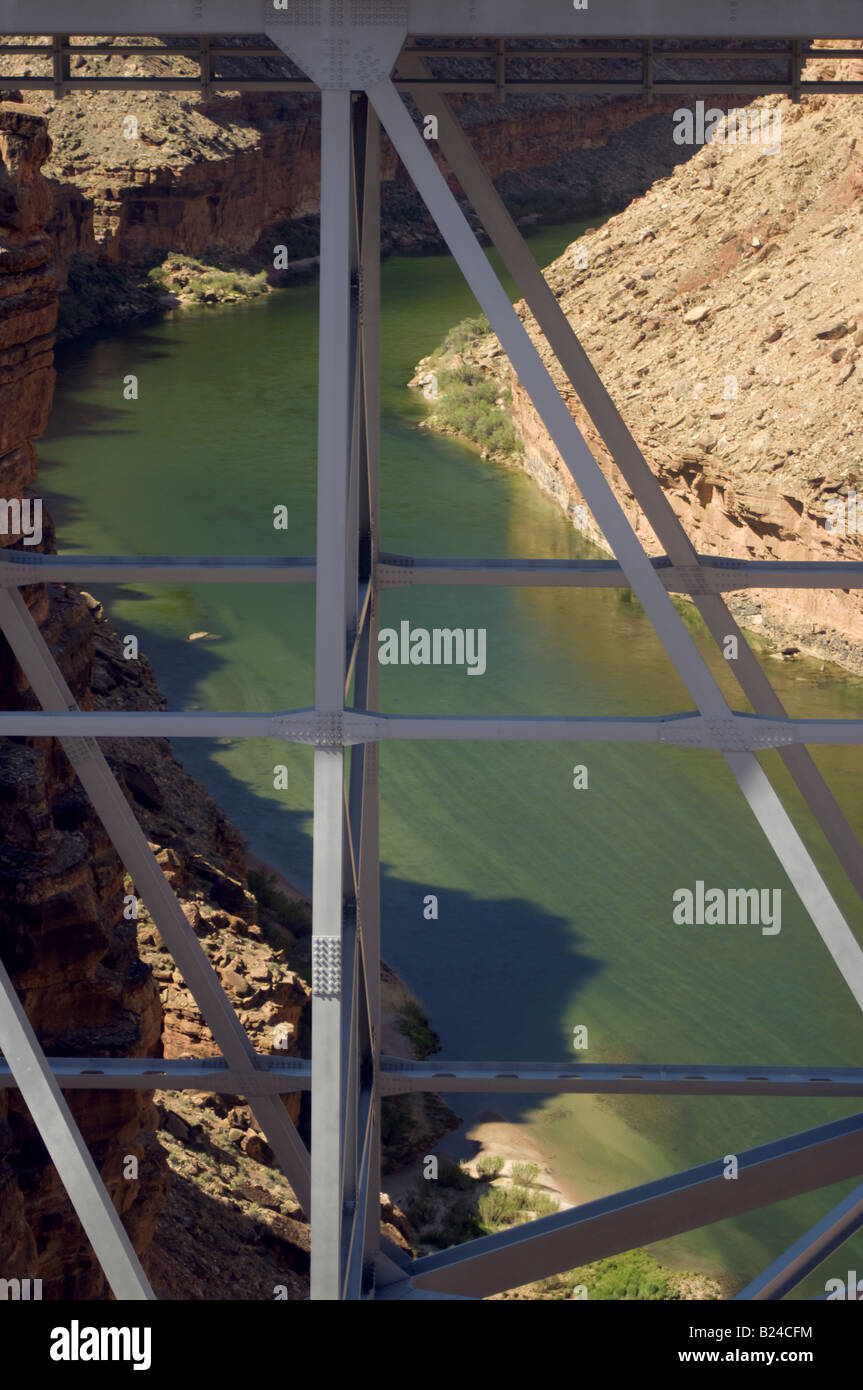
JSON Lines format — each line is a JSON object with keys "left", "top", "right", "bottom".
{"left": 0, "top": 36, "right": 760, "bottom": 329}
{"left": 0, "top": 101, "right": 168, "bottom": 1298}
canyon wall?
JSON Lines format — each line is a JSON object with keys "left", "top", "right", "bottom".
{"left": 0, "top": 101, "right": 168, "bottom": 1299}
{"left": 0, "top": 104, "right": 325, "bottom": 1299}
{"left": 427, "top": 67, "right": 863, "bottom": 676}
{"left": 0, "top": 37, "right": 775, "bottom": 324}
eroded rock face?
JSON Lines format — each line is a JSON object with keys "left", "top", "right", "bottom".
{"left": 436, "top": 56, "right": 863, "bottom": 674}
{"left": 0, "top": 39, "right": 764, "bottom": 299}
{"left": 0, "top": 101, "right": 168, "bottom": 1301}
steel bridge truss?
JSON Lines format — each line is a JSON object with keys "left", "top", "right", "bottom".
{"left": 1, "top": 2, "right": 863, "bottom": 1302}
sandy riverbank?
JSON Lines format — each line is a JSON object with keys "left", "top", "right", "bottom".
{"left": 458, "top": 1114, "right": 581, "bottom": 1212}
{"left": 382, "top": 1107, "right": 585, "bottom": 1218}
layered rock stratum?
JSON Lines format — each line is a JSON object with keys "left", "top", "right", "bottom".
{"left": 0, "top": 35, "right": 775, "bottom": 335}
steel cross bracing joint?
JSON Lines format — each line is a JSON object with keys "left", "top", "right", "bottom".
{"left": 0, "top": 2, "right": 862, "bottom": 1303}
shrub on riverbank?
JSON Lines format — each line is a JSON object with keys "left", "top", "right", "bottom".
{"left": 525, "top": 1249, "right": 722, "bottom": 1302}
{"left": 403, "top": 1155, "right": 721, "bottom": 1298}
{"left": 475, "top": 1153, "right": 505, "bottom": 1179}
{"left": 148, "top": 253, "right": 268, "bottom": 304}
{"left": 413, "top": 313, "right": 522, "bottom": 462}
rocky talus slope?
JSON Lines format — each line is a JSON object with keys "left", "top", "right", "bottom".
{"left": 418, "top": 56, "right": 863, "bottom": 675}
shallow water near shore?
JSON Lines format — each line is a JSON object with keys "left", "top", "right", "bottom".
{"left": 42, "top": 224, "right": 863, "bottom": 1296}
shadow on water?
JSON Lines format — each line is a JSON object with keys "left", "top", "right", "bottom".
{"left": 92, "top": 575, "right": 609, "bottom": 1177}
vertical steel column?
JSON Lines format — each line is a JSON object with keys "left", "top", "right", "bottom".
{"left": 310, "top": 87, "right": 353, "bottom": 1301}
{"left": 340, "top": 102, "right": 367, "bottom": 1262}
{"left": 341, "top": 95, "right": 384, "bottom": 1299}
{"left": 358, "top": 104, "right": 385, "bottom": 1291}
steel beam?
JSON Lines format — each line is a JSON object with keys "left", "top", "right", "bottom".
{"left": 1, "top": 0, "right": 862, "bottom": 39}
{"left": 378, "top": 555, "right": 863, "bottom": 592}
{"left": 1, "top": 707, "right": 863, "bottom": 750}
{"left": 4, "top": 1055, "right": 863, "bottom": 1102}
{"left": 357, "top": 102, "right": 385, "bottom": 1295}
{"left": 341, "top": 95, "right": 384, "bottom": 1300}
{"left": 736, "top": 1181, "right": 863, "bottom": 1300}
{"left": 309, "top": 87, "right": 354, "bottom": 1302}
{"left": 0, "top": 555, "right": 316, "bottom": 585}
{"left": 6, "top": 76, "right": 863, "bottom": 96}
{"left": 402, "top": 51, "right": 863, "bottom": 911}
{"left": 4, "top": 551, "right": 863, "bottom": 591}
{"left": 0, "top": 589, "right": 312, "bottom": 1216}
{"left": 0, "top": 956, "right": 155, "bottom": 1300}
{"left": 366, "top": 75, "right": 863, "bottom": 1019}
{"left": 402, "top": 1110, "right": 863, "bottom": 1299}
{"left": 0, "top": 40, "right": 851, "bottom": 60}
{"left": 0, "top": 1056, "right": 311, "bottom": 1093}
{"left": 380, "top": 1059, "right": 863, "bottom": 1099}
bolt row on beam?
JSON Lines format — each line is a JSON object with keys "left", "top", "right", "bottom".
{"left": 4, "top": 1056, "right": 863, "bottom": 1100}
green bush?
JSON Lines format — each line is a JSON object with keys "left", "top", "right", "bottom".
{"left": 395, "top": 1000, "right": 441, "bottom": 1059}
{"left": 404, "top": 1184, "right": 435, "bottom": 1228}
{"left": 247, "top": 868, "right": 311, "bottom": 932}
{"left": 475, "top": 1154, "right": 505, "bottom": 1179}
{"left": 477, "top": 1185, "right": 532, "bottom": 1231}
{"left": 511, "top": 1162, "right": 540, "bottom": 1186}
{"left": 441, "top": 314, "right": 490, "bottom": 355}
{"left": 559, "top": 1249, "right": 692, "bottom": 1301}
{"left": 432, "top": 370, "right": 520, "bottom": 458}
{"left": 380, "top": 1096, "right": 419, "bottom": 1164}
{"left": 531, "top": 1192, "right": 560, "bottom": 1218}
{"left": 150, "top": 254, "right": 268, "bottom": 303}
{"left": 436, "top": 1199, "right": 484, "bottom": 1246}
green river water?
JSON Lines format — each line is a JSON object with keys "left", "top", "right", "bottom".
{"left": 41, "top": 225, "right": 863, "bottom": 1296}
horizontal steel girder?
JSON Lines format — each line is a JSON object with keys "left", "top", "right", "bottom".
{"left": 0, "top": 708, "right": 860, "bottom": 750}
{"left": 2, "top": 551, "right": 862, "bottom": 592}
{"left": 3, "top": 1057, "right": 863, "bottom": 1101}
{"left": 379, "top": 556, "right": 863, "bottom": 592}
{"left": 0, "top": 555, "right": 316, "bottom": 585}
{"left": 402, "top": 1110, "right": 863, "bottom": 1299}
{"left": 0, "top": 41, "right": 856, "bottom": 60}
{"left": 380, "top": 1059, "right": 863, "bottom": 1099}
{"left": 0, "top": 1056, "right": 312, "bottom": 1094}
{"left": 0, "top": 1, "right": 862, "bottom": 39}
{"left": 6, "top": 79, "right": 863, "bottom": 96}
